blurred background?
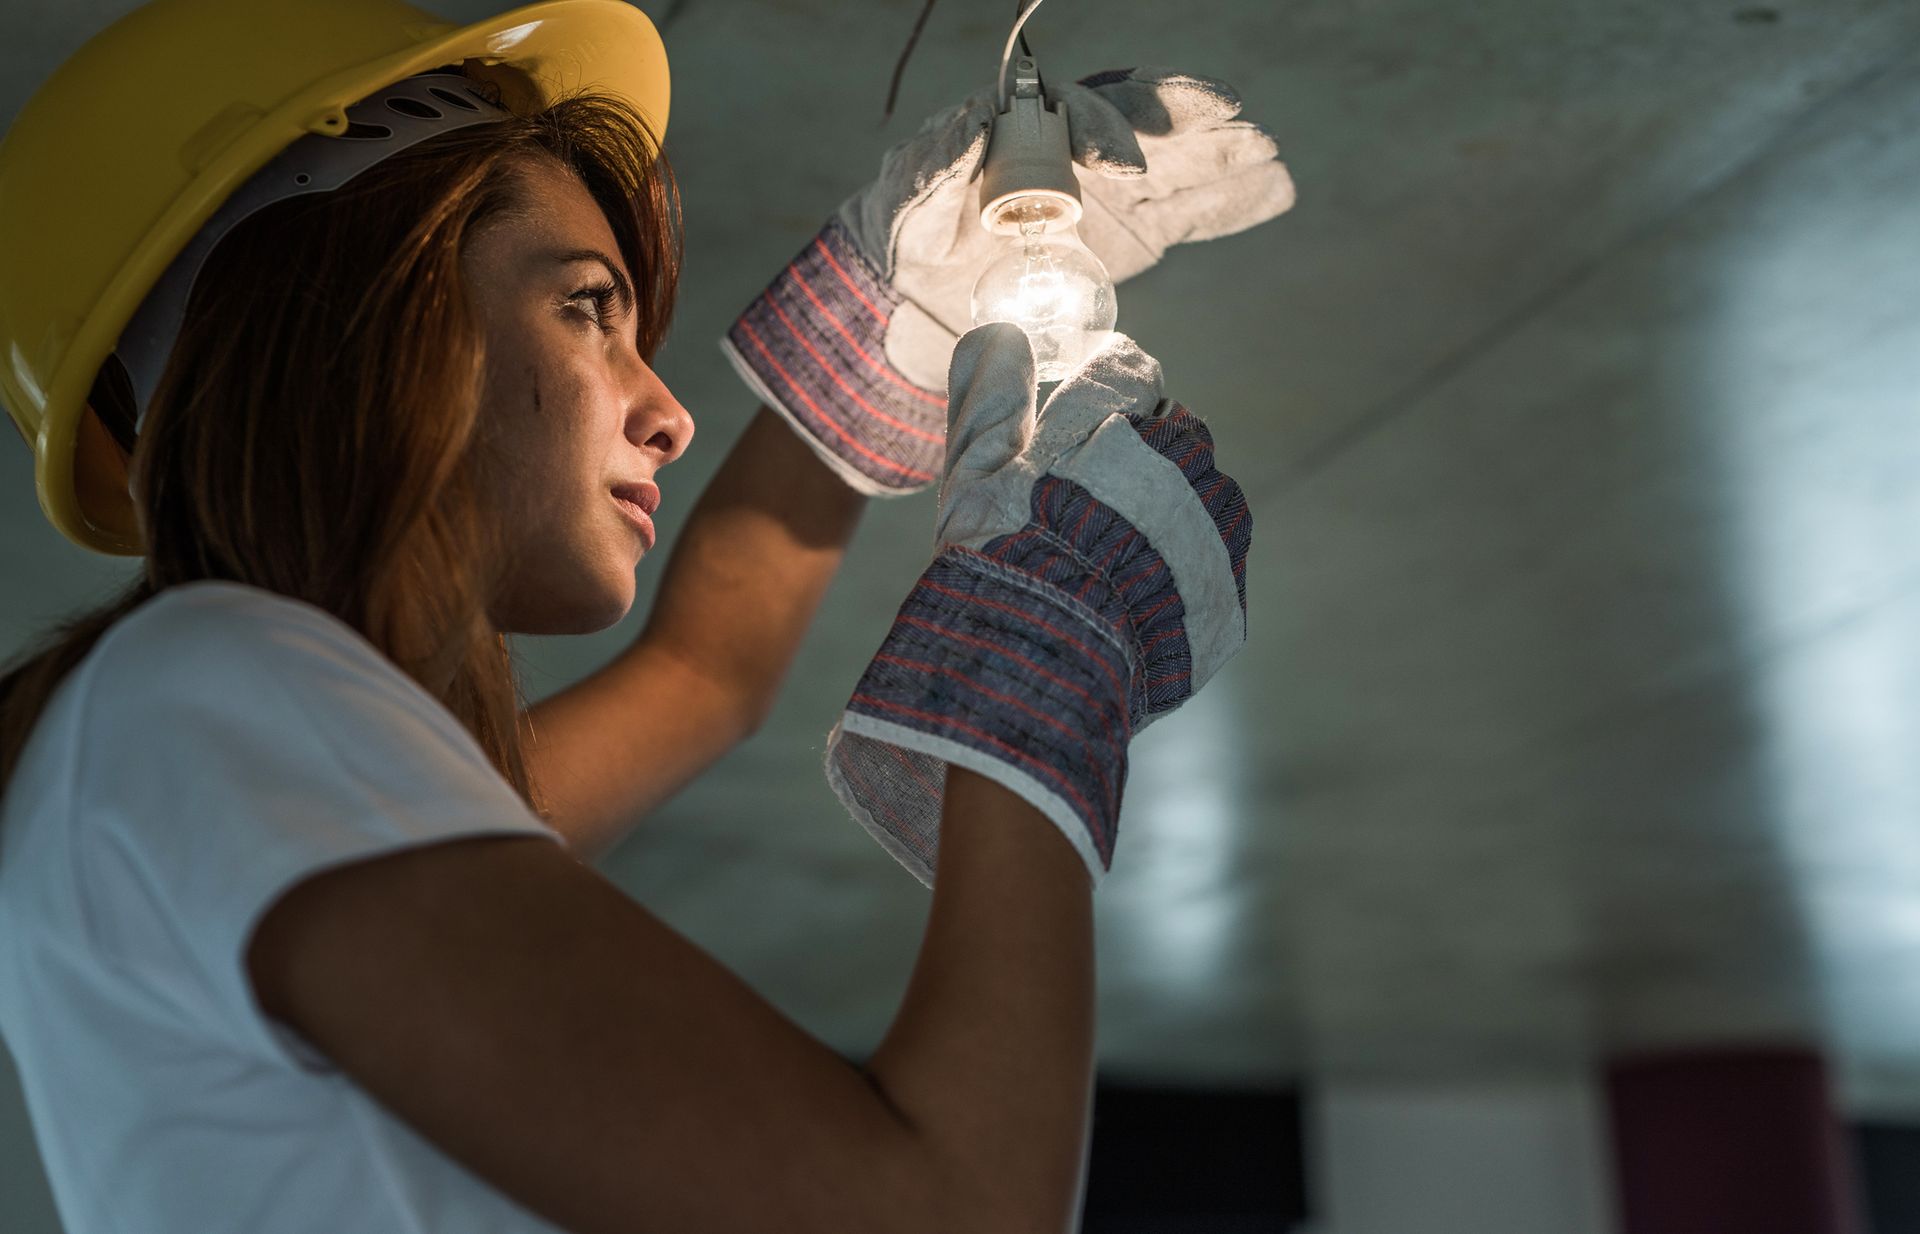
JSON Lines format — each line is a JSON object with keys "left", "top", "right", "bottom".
{"left": 5, "top": 0, "right": 1920, "bottom": 1230}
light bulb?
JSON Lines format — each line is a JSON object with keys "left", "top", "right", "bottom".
{"left": 971, "top": 217, "right": 1116, "bottom": 383}
{"left": 972, "top": 51, "right": 1118, "bottom": 382}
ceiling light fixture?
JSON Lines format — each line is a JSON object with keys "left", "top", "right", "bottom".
{"left": 969, "top": 0, "right": 1118, "bottom": 383}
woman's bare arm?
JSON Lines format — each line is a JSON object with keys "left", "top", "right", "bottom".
{"left": 867, "top": 765, "right": 1098, "bottom": 1231}
{"left": 245, "top": 768, "right": 1095, "bottom": 1234}
{"left": 522, "top": 406, "right": 865, "bottom": 859}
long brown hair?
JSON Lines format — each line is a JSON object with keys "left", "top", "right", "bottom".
{"left": 0, "top": 78, "right": 682, "bottom": 820}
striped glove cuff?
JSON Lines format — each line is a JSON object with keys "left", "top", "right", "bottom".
{"left": 720, "top": 218, "right": 948, "bottom": 496}
{"left": 826, "top": 469, "right": 1204, "bottom": 890}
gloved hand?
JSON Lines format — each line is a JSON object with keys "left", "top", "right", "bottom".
{"left": 822, "top": 322, "right": 1251, "bottom": 889}
{"left": 721, "top": 66, "right": 1296, "bottom": 497}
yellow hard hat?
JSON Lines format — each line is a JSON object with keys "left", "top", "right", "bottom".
{"left": 0, "top": 0, "right": 670, "bottom": 555}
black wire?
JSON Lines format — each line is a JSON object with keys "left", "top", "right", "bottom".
{"left": 883, "top": 0, "right": 1046, "bottom": 125}
{"left": 1008, "top": 1, "right": 1046, "bottom": 103}
{"left": 1021, "top": 25, "right": 1045, "bottom": 97}
{"left": 882, "top": 0, "right": 941, "bottom": 123}
{"left": 657, "top": 0, "right": 693, "bottom": 32}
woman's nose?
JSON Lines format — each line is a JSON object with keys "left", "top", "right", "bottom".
{"left": 629, "top": 371, "right": 693, "bottom": 464}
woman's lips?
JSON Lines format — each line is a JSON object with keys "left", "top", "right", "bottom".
{"left": 611, "top": 491, "right": 656, "bottom": 551}
{"left": 612, "top": 481, "right": 660, "bottom": 517}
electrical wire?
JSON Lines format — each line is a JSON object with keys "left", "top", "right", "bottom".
{"left": 657, "top": 0, "right": 694, "bottom": 32}
{"left": 997, "top": 0, "right": 1049, "bottom": 110}
{"left": 1017, "top": 18, "right": 1043, "bottom": 98}
{"left": 883, "top": 0, "right": 1048, "bottom": 124}
{"left": 882, "top": 0, "right": 941, "bottom": 123}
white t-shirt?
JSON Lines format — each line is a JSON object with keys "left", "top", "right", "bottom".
{"left": 0, "top": 580, "right": 575, "bottom": 1233}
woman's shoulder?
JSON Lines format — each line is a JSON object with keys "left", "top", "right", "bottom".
{"left": 63, "top": 580, "right": 455, "bottom": 762}
{"left": 3, "top": 584, "right": 405, "bottom": 847}
{"left": 64, "top": 581, "right": 499, "bottom": 784}
{"left": 98, "top": 580, "right": 365, "bottom": 661}
{"left": 84, "top": 580, "right": 401, "bottom": 698}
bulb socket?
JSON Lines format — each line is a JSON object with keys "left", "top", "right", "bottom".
{"left": 978, "top": 90, "right": 1082, "bottom": 236}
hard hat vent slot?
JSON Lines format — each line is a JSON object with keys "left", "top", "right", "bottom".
{"left": 428, "top": 87, "right": 480, "bottom": 112}
{"left": 384, "top": 97, "right": 442, "bottom": 120}
{"left": 339, "top": 121, "right": 393, "bottom": 141}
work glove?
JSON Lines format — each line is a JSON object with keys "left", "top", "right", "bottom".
{"left": 822, "top": 322, "right": 1251, "bottom": 889}
{"left": 721, "top": 66, "right": 1296, "bottom": 497}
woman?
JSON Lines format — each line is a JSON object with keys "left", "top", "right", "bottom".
{"left": 0, "top": 0, "right": 1291, "bottom": 1230}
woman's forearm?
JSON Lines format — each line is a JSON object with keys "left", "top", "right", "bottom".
{"left": 520, "top": 406, "right": 866, "bottom": 857}
{"left": 638, "top": 404, "right": 867, "bottom": 729}
{"left": 862, "top": 765, "right": 1097, "bottom": 1234}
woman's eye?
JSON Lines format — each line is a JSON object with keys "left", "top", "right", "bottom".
{"left": 569, "top": 286, "right": 620, "bottom": 333}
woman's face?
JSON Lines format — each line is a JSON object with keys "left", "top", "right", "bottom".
{"left": 462, "top": 157, "right": 694, "bottom": 636}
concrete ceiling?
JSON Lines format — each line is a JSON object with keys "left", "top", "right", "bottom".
{"left": 5, "top": 0, "right": 1919, "bottom": 1185}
